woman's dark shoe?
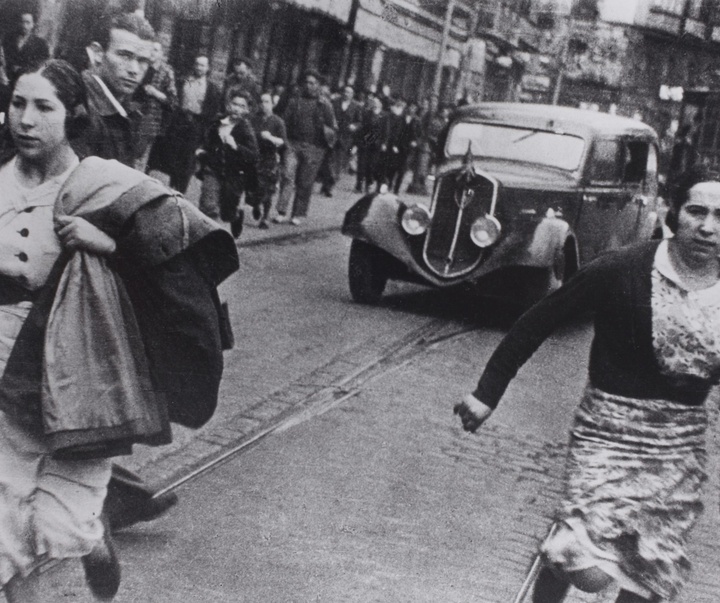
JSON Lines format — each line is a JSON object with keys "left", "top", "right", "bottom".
{"left": 533, "top": 566, "right": 570, "bottom": 603}
{"left": 107, "top": 491, "right": 179, "bottom": 532}
{"left": 83, "top": 517, "right": 121, "bottom": 601}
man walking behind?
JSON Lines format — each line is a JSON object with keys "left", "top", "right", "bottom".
{"left": 2, "top": 11, "right": 49, "bottom": 85}
{"left": 135, "top": 38, "right": 178, "bottom": 173}
{"left": 223, "top": 57, "right": 261, "bottom": 109}
{"left": 275, "top": 70, "right": 337, "bottom": 225}
{"left": 322, "top": 84, "right": 362, "bottom": 197}
{"left": 166, "top": 55, "right": 222, "bottom": 193}
{"left": 249, "top": 91, "right": 287, "bottom": 229}
{"left": 83, "top": 11, "right": 180, "bottom": 532}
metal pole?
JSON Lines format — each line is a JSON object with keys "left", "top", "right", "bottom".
{"left": 456, "top": 1, "right": 485, "bottom": 103}
{"left": 431, "top": 0, "right": 456, "bottom": 113}
{"left": 407, "top": 0, "right": 455, "bottom": 196}
{"left": 552, "top": 14, "right": 574, "bottom": 106}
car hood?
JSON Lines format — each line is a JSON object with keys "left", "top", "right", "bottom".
{"left": 438, "top": 158, "right": 580, "bottom": 192}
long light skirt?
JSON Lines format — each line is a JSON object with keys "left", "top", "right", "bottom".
{"left": 542, "top": 386, "right": 707, "bottom": 601}
{"left": 0, "top": 304, "right": 112, "bottom": 584}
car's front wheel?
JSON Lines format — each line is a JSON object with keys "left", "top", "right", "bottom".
{"left": 505, "top": 241, "right": 576, "bottom": 309}
{"left": 348, "top": 239, "right": 389, "bottom": 304}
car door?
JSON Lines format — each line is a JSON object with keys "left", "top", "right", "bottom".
{"left": 616, "top": 139, "right": 657, "bottom": 245}
{"left": 625, "top": 141, "right": 659, "bottom": 242}
{"left": 576, "top": 138, "right": 625, "bottom": 263}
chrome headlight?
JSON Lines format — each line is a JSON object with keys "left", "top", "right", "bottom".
{"left": 401, "top": 204, "right": 431, "bottom": 235}
{"left": 470, "top": 215, "right": 501, "bottom": 248}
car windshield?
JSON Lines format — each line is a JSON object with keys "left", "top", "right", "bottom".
{"left": 446, "top": 122, "right": 586, "bottom": 171}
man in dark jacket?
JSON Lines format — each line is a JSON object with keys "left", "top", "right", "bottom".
{"left": 165, "top": 55, "right": 223, "bottom": 193}
{"left": 223, "top": 57, "right": 261, "bottom": 108}
{"left": 355, "top": 94, "right": 386, "bottom": 193}
{"left": 82, "top": 12, "right": 157, "bottom": 166}
{"left": 275, "top": 70, "right": 337, "bottom": 225}
{"left": 321, "top": 84, "right": 362, "bottom": 197}
{"left": 197, "top": 89, "right": 259, "bottom": 237}
{"left": 385, "top": 98, "right": 421, "bottom": 194}
{"left": 2, "top": 12, "right": 49, "bottom": 84}
{"left": 83, "top": 11, "right": 180, "bottom": 532}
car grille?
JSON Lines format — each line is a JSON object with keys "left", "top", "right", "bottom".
{"left": 423, "top": 173, "right": 496, "bottom": 277}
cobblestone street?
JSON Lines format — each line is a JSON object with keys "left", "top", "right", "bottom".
{"left": 25, "top": 177, "right": 720, "bottom": 602}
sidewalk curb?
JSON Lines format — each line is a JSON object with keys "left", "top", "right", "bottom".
{"left": 236, "top": 224, "right": 341, "bottom": 248}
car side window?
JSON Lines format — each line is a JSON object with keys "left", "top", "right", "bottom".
{"left": 589, "top": 140, "right": 623, "bottom": 184}
{"left": 623, "top": 141, "right": 649, "bottom": 183}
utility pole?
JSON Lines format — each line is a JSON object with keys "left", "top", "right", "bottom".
{"left": 552, "top": 13, "right": 572, "bottom": 105}
{"left": 409, "top": 0, "right": 455, "bottom": 196}
{"left": 456, "top": 1, "right": 485, "bottom": 103}
{"left": 431, "top": 0, "right": 456, "bottom": 113}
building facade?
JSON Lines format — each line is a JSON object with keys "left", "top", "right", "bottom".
{"left": 555, "top": 0, "right": 720, "bottom": 137}
{"left": 33, "top": 0, "right": 559, "bottom": 107}
{"left": 12, "top": 0, "right": 720, "bottom": 134}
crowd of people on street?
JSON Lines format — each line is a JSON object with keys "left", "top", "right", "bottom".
{"left": 127, "top": 47, "right": 456, "bottom": 234}
{"left": 2, "top": 4, "right": 720, "bottom": 603}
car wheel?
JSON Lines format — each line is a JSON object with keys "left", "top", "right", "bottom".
{"left": 348, "top": 239, "right": 389, "bottom": 304}
{"left": 508, "top": 243, "right": 574, "bottom": 309}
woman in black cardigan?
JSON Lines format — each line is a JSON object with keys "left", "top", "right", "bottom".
{"left": 455, "top": 166, "right": 720, "bottom": 603}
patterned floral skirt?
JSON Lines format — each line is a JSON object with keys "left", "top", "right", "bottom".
{"left": 545, "top": 385, "right": 708, "bottom": 601}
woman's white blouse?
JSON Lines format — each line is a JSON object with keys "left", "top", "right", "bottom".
{"left": 0, "top": 157, "right": 78, "bottom": 291}
{"left": 651, "top": 240, "right": 720, "bottom": 382}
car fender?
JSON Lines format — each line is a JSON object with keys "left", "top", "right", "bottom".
{"left": 342, "top": 195, "right": 576, "bottom": 286}
{"left": 342, "top": 192, "right": 419, "bottom": 267}
{"left": 473, "top": 216, "right": 573, "bottom": 277}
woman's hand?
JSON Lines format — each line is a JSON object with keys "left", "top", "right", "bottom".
{"left": 454, "top": 394, "right": 493, "bottom": 433}
{"left": 55, "top": 216, "right": 116, "bottom": 255}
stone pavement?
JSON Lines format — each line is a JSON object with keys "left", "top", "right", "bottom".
{"left": 25, "top": 170, "right": 720, "bottom": 601}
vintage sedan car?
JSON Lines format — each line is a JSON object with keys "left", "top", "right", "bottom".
{"left": 342, "top": 103, "right": 661, "bottom": 305}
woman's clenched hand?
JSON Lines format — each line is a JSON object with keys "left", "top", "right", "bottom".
{"left": 454, "top": 394, "right": 493, "bottom": 433}
{"left": 55, "top": 216, "right": 117, "bottom": 255}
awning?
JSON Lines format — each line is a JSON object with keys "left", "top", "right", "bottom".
{"left": 354, "top": 0, "right": 466, "bottom": 62}
{"left": 280, "top": 0, "right": 352, "bottom": 23}
{"left": 355, "top": 6, "right": 438, "bottom": 59}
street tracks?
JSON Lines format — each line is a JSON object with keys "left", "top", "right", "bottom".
{"left": 150, "top": 318, "right": 470, "bottom": 498}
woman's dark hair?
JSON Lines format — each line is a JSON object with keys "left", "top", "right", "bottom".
{"left": 13, "top": 59, "right": 90, "bottom": 140}
{"left": 667, "top": 164, "right": 720, "bottom": 232}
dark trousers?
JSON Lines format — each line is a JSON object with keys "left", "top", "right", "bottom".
{"left": 320, "top": 140, "right": 353, "bottom": 192}
{"left": 167, "top": 112, "right": 205, "bottom": 194}
{"left": 387, "top": 151, "right": 411, "bottom": 194}
{"left": 277, "top": 142, "right": 326, "bottom": 218}
{"left": 318, "top": 152, "right": 334, "bottom": 191}
{"left": 356, "top": 146, "right": 381, "bottom": 192}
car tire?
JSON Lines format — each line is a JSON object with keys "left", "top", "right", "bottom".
{"left": 348, "top": 239, "right": 389, "bottom": 304}
{"left": 507, "top": 243, "right": 574, "bottom": 309}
